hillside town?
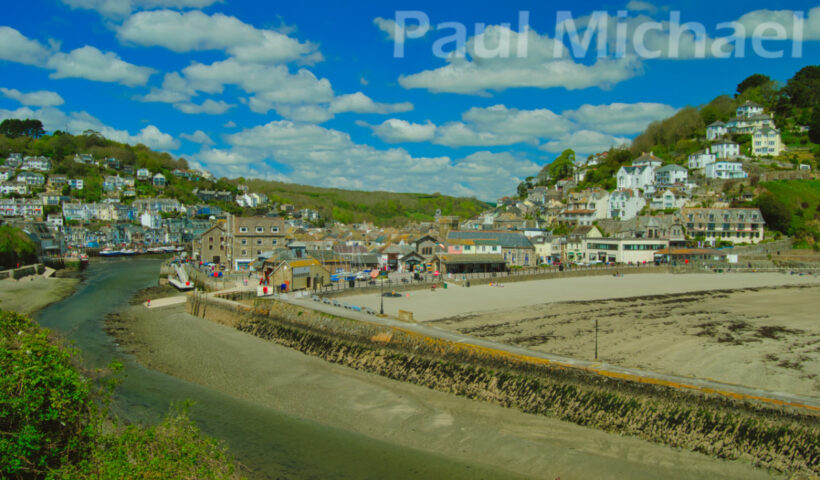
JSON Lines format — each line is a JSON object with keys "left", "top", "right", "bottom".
{"left": 2, "top": 99, "right": 816, "bottom": 288}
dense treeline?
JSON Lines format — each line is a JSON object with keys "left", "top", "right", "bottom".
{"left": 0, "top": 310, "right": 243, "bottom": 479}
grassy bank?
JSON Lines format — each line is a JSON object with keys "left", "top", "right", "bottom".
{"left": 215, "top": 299, "right": 818, "bottom": 476}
{"left": 0, "top": 310, "right": 243, "bottom": 479}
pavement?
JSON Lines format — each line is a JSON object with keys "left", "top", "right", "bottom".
{"left": 144, "top": 295, "right": 188, "bottom": 309}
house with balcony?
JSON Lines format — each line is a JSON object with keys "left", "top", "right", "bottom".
{"left": 705, "top": 161, "right": 747, "bottom": 180}
{"left": 654, "top": 164, "right": 688, "bottom": 188}
{"left": 710, "top": 140, "right": 741, "bottom": 159}
{"left": 688, "top": 150, "right": 716, "bottom": 170}
{"left": 16, "top": 172, "right": 45, "bottom": 186}
{"left": 736, "top": 101, "right": 764, "bottom": 118}
{"left": 68, "top": 178, "right": 84, "bottom": 190}
{"left": 682, "top": 208, "right": 764, "bottom": 244}
{"left": 136, "top": 168, "right": 151, "bottom": 180}
{"left": 22, "top": 156, "right": 51, "bottom": 172}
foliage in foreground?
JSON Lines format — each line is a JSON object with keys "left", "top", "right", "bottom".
{"left": 0, "top": 310, "right": 243, "bottom": 480}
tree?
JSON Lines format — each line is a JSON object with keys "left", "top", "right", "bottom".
{"left": 755, "top": 193, "right": 791, "bottom": 233}
{"left": 783, "top": 65, "right": 820, "bottom": 109}
{"left": 0, "top": 119, "right": 45, "bottom": 138}
{"left": 736, "top": 74, "right": 771, "bottom": 97}
{"left": 548, "top": 149, "right": 575, "bottom": 180}
{"left": 810, "top": 107, "right": 820, "bottom": 145}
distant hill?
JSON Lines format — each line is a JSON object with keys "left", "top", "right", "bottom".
{"left": 240, "top": 178, "right": 491, "bottom": 227}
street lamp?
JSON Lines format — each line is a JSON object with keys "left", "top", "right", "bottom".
{"left": 379, "top": 272, "right": 384, "bottom": 315}
{"left": 594, "top": 318, "right": 598, "bottom": 361}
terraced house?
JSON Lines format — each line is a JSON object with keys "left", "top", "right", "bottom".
{"left": 681, "top": 208, "right": 765, "bottom": 244}
{"left": 446, "top": 230, "right": 536, "bottom": 267}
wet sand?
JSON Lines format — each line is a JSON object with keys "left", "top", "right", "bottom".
{"left": 432, "top": 284, "right": 820, "bottom": 397}
{"left": 0, "top": 275, "right": 80, "bottom": 315}
{"left": 108, "top": 303, "right": 778, "bottom": 480}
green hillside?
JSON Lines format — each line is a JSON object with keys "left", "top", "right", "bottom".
{"left": 758, "top": 180, "right": 820, "bottom": 247}
{"left": 241, "top": 178, "right": 491, "bottom": 226}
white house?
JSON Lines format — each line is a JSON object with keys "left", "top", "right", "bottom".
{"left": 710, "top": 140, "right": 740, "bottom": 159}
{"left": 608, "top": 189, "right": 646, "bottom": 220}
{"left": 0, "top": 182, "right": 28, "bottom": 195}
{"left": 632, "top": 152, "right": 663, "bottom": 169}
{"left": 137, "top": 168, "right": 151, "bottom": 180}
{"left": 16, "top": 172, "right": 45, "bottom": 186}
{"left": 617, "top": 165, "right": 656, "bottom": 192}
{"left": 706, "top": 121, "right": 728, "bottom": 140}
{"left": 559, "top": 188, "right": 610, "bottom": 226}
{"left": 73, "top": 153, "right": 93, "bottom": 164}
{"left": 22, "top": 156, "right": 51, "bottom": 172}
{"left": 236, "top": 193, "right": 268, "bottom": 208}
{"left": 650, "top": 188, "right": 687, "bottom": 211}
{"left": 706, "top": 161, "right": 747, "bottom": 180}
{"left": 736, "top": 101, "right": 763, "bottom": 118}
{"left": 752, "top": 127, "right": 784, "bottom": 157}
{"left": 688, "top": 150, "right": 716, "bottom": 170}
{"left": 68, "top": 179, "right": 84, "bottom": 190}
{"left": 727, "top": 114, "right": 775, "bottom": 134}
{"left": 0, "top": 167, "right": 11, "bottom": 182}
{"left": 654, "top": 164, "right": 688, "bottom": 187}
{"left": 140, "top": 212, "right": 162, "bottom": 229}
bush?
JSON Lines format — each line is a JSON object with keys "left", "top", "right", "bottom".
{"left": 0, "top": 311, "right": 243, "bottom": 480}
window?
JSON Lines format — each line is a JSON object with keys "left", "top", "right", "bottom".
{"left": 208, "top": 236, "right": 213, "bottom": 242}
{"left": 256, "top": 250, "right": 261, "bottom": 255}
{"left": 256, "top": 239, "right": 262, "bottom": 245}
{"left": 239, "top": 227, "right": 248, "bottom": 233}
{"left": 271, "top": 226, "right": 279, "bottom": 233}
{"left": 241, "top": 249, "right": 247, "bottom": 256}
{"left": 272, "top": 239, "right": 278, "bottom": 245}
{"left": 241, "top": 239, "right": 247, "bottom": 245}
{"left": 256, "top": 227, "right": 264, "bottom": 233}
{"left": 209, "top": 245, "right": 213, "bottom": 250}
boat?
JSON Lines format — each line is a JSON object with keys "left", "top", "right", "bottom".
{"left": 100, "top": 248, "right": 119, "bottom": 257}
{"left": 119, "top": 249, "right": 137, "bottom": 256}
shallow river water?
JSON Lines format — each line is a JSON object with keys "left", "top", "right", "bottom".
{"left": 36, "top": 258, "right": 522, "bottom": 480}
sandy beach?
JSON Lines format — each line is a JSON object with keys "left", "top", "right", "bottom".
{"left": 107, "top": 302, "right": 779, "bottom": 480}
{"left": 336, "top": 272, "right": 820, "bottom": 397}
{"left": 0, "top": 275, "right": 80, "bottom": 315}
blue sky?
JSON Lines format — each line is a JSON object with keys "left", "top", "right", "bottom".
{"left": 1, "top": 0, "right": 818, "bottom": 200}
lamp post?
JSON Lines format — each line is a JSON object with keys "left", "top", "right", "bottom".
{"left": 379, "top": 271, "right": 384, "bottom": 315}
{"left": 594, "top": 318, "right": 598, "bottom": 361}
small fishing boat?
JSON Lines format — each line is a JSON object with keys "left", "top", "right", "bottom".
{"left": 100, "top": 248, "right": 119, "bottom": 257}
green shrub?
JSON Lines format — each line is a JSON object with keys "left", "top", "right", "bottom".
{"left": 0, "top": 310, "right": 243, "bottom": 480}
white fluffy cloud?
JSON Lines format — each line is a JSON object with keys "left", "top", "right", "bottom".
{"left": 541, "top": 130, "right": 630, "bottom": 155}
{"left": 174, "top": 99, "right": 233, "bottom": 114}
{"left": 329, "top": 92, "right": 413, "bottom": 115}
{"left": 0, "top": 27, "right": 52, "bottom": 66}
{"left": 563, "top": 102, "right": 677, "bottom": 135}
{"left": 359, "top": 119, "right": 436, "bottom": 143}
{"left": 117, "top": 10, "right": 321, "bottom": 64}
{"left": 180, "top": 129, "right": 214, "bottom": 145}
{"left": 0, "top": 87, "right": 64, "bottom": 107}
{"left": 47, "top": 46, "right": 155, "bottom": 86}
{"left": 272, "top": 104, "right": 334, "bottom": 123}
{"left": 399, "top": 25, "right": 642, "bottom": 94}
{"left": 61, "top": 0, "right": 222, "bottom": 19}
{"left": 0, "top": 105, "right": 178, "bottom": 150}
{"left": 193, "top": 120, "right": 537, "bottom": 199}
